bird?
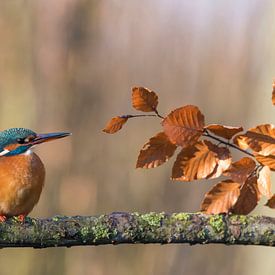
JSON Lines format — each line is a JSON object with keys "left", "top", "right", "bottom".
{"left": 0, "top": 128, "right": 71, "bottom": 222}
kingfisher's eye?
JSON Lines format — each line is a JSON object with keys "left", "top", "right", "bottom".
{"left": 17, "top": 135, "right": 35, "bottom": 144}
{"left": 17, "top": 138, "right": 25, "bottom": 144}
{"left": 26, "top": 135, "right": 35, "bottom": 143}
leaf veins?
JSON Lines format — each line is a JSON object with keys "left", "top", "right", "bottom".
{"left": 257, "top": 166, "right": 272, "bottom": 198}
{"left": 171, "top": 140, "right": 231, "bottom": 181}
{"left": 132, "top": 87, "right": 158, "bottom": 112}
{"left": 103, "top": 116, "right": 128, "bottom": 134}
{"left": 224, "top": 157, "right": 256, "bottom": 183}
{"left": 201, "top": 180, "right": 241, "bottom": 214}
{"left": 255, "top": 154, "right": 275, "bottom": 171}
{"left": 205, "top": 124, "right": 243, "bottom": 140}
{"left": 231, "top": 176, "right": 261, "bottom": 215}
{"left": 233, "top": 124, "right": 275, "bottom": 156}
{"left": 162, "top": 105, "right": 205, "bottom": 148}
{"left": 136, "top": 132, "right": 177, "bottom": 169}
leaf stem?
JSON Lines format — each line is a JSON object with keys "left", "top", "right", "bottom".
{"left": 153, "top": 108, "right": 165, "bottom": 119}
{"left": 203, "top": 130, "right": 254, "bottom": 157}
{"left": 122, "top": 114, "right": 158, "bottom": 119}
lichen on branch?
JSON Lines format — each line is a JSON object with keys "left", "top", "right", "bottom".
{"left": 0, "top": 212, "right": 274, "bottom": 248}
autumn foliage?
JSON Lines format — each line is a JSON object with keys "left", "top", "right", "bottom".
{"left": 103, "top": 83, "right": 275, "bottom": 215}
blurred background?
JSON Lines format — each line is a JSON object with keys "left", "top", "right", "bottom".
{"left": 0, "top": 0, "right": 275, "bottom": 274}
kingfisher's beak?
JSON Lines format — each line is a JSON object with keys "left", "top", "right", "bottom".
{"left": 31, "top": 132, "right": 72, "bottom": 145}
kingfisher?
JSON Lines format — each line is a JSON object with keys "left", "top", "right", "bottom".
{"left": 0, "top": 128, "right": 71, "bottom": 222}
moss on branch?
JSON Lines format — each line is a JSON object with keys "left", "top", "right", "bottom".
{"left": 0, "top": 212, "right": 274, "bottom": 248}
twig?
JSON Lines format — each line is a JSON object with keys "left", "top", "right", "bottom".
{"left": 153, "top": 108, "right": 165, "bottom": 119}
{"left": 122, "top": 114, "right": 158, "bottom": 118}
{"left": 203, "top": 130, "right": 254, "bottom": 157}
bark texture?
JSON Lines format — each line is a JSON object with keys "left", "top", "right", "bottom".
{"left": 0, "top": 212, "right": 274, "bottom": 248}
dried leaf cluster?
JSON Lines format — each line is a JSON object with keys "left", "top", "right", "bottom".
{"left": 103, "top": 83, "right": 275, "bottom": 214}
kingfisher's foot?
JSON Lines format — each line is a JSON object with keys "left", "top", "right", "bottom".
{"left": 0, "top": 215, "right": 7, "bottom": 222}
{"left": 17, "top": 214, "right": 26, "bottom": 222}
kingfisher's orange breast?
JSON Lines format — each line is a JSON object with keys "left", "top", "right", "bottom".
{"left": 0, "top": 152, "right": 45, "bottom": 216}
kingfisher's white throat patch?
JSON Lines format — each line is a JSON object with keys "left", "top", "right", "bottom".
{"left": 0, "top": 149, "right": 10, "bottom": 156}
{"left": 0, "top": 148, "right": 33, "bottom": 156}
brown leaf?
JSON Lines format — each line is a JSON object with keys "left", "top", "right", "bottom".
{"left": 233, "top": 135, "right": 249, "bottom": 150}
{"left": 171, "top": 145, "right": 199, "bottom": 179}
{"left": 205, "top": 124, "right": 243, "bottom": 140}
{"left": 255, "top": 154, "right": 275, "bottom": 171}
{"left": 231, "top": 176, "right": 261, "bottom": 214}
{"left": 272, "top": 80, "right": 275, "bottom": 105}
{"left": 224, "top": 157, "right": 256, "bottom": 183}
{"left": 136, "top": 132, "right": 177, "bottom": 169}
{"left": 102, "top": 116, "right": 128, "bottom": 134}
{"left": 257, "top": 166, "right": 272, "bottom": 198}
{"left": 265, "top": 194, "right": 275, "bottom": 208}
{"left": 233, "top": 124, "right": 275, "bottom": 156}
{"left": 171, "top": 140, "right": 231, "bottom": 181}
{"left": 201, "top": 180, "right": 241, "bottom": 214}
{"left": 132, "top": 87, "right": 158, "bottom": 112}
{"left": 162, "top": 105, "right": 205, "bottom": 147}
{"left": 207, "top": 146, "right": 232, "bottom": 179}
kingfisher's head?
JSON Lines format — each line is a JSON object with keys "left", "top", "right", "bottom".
{"left": 0, "top": 128, "right": 71, "bottom": 157}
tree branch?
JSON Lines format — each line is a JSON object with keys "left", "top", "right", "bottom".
{"left": 0, "top": 212, "right": 274, "bottom": 248}
{"left": 202, "top": 130, "right": 255, "bottom": 157}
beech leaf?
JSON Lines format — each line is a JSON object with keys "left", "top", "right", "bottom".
{"left": 132, "top": 87, "right": 158, "bottom": 112}
{"left": 224, "top": 157, "right": 256, "bottom": 183}
{"left": 201, "top": 180, "right": 241, "bottom": 214}
{"left": 233, "top": 135, "right": 249, "bottom": 151}
{"left": 257, "top": 166, "right": 272, "bottom": 198}
{"left": 162, "top": 105, "right": 205, "bottom": 147}
{"left": 255, "top": 154, "right": 275, "bottom": 171}
{"left": 205, "top": 124, "right": 243, "bottom": 140}
{"left": 231, "top": 176, "right": 261, "bottom": 215}
{"left": 207, "top": 146, "right": 232, "bottom": 179}
{"left": 103, "top": 116, "right": 128, "bottom": 134}
{"left": 171, "top": 140, "right": 231, "bottom": 181}
{"left": 171, "top": 145, "right": 199, "bottom": 180}
{"left": 265, "top": 194, "right": 275, "bottom": 209}
{"left": 136, "top": 132, "right": 177, "bottom": 169}
{"left": 233, "top": 124, "right": 275, "bottom": 156}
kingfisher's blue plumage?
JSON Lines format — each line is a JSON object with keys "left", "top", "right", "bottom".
{"left": 0, "top": 128, "right": 36, "bottom": 143}
{"left": 0, "top": 128, "right": 71, "bottom": 221}
{"left": 0, "top": 128, "right": 37, "bottom": 156}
